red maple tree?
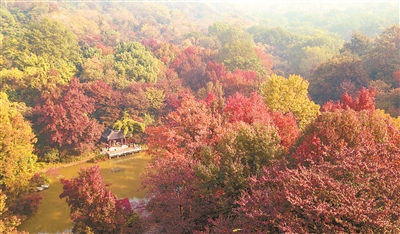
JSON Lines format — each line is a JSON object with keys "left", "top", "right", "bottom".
{"left": 225, "top": 109, "right": 400, "bottom": 233}
{"left": 60, "top": 165, "right": 141, "bottom": 233}
{"left": 35, "top": 78, "right": 103, "bottom": 155}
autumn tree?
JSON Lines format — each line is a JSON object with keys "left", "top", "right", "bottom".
{"left": 0, "top": 191, "right": 21, "bottom": 234}
{"left": 394, "top": 69, "right": 400, "bottom": 85}
{"left": 254, "top": 46, "right": 273, "bottom": 75}
{"left": 0, "top": 92, "right": 37, "bottom": 194}
{"left": 80, "top": 57, "right": 106, "bottom": 82}
{"left": 0, "top": 92, "right": 41, "bottom": 229}
{"left": 142, "top": 91, "right": 228, "bottom": 232}
{"left": 374, "top": 87, "right": 400, "bottom": 117}
{"left": 60, "top": 165, "right": 141, "bottom": 233}
{"left": 172, "top": 46, "right": 217, "bottom": 91}
{"left": 144, "top": 40, "right": 181, "bottom": 66}
{"left": 322, "top": 87, "right": 376, "bottom": 112}
{"left": 203, "top": 61, "right": 259, "bottom": 98}
{"left": 222, "top": 70, "right": 258, "bottom": 97}
{"left": 121, "top": 82, "right": 151, "bottom": 120}
{"left": 144, "top": 90, "right": 301, "bottom": 232}
{"left": 83, "top": 81, "right": 122, "bottom": 127}
{"left": 142, "top": 151, "right": 221, "bottom": 233}
{"left": 259, "top": 74, "right": 320, "bottom": 129}
{"left": 34, "top": 78, "right": 103, "bottom": 155}
{"left": 341, "top": 31, "right": 372, "bottom": 57}
{"left": 145, "top": 87, "right": 165, "bottom": 111}
{"left": 228, "top": 109, "right": 400, "bottom": 233}
{"left": 224, "top": 92, "right": 300, "bottom": 149}
{"left": 146, "top": 92, "right": 223, "bottom": 156}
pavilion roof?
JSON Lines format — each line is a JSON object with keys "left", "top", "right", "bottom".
{"left": 101, "top": 128, "right": 130, "bottom": 141}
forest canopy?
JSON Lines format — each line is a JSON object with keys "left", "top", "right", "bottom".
{"left": 0, "top": 1, "right": 399, "bottom": 233}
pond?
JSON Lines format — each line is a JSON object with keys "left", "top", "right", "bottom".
{"left": 18, "top": 152, "right": 150, "bottom": 234}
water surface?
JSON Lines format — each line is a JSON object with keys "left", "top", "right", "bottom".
{"left": 18, "top": 153, "right": 150, "bottom": 233}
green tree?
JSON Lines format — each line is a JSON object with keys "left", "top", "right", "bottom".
{"left": 214, "top": 122, "right": 284, "bottom": 212}
{"left": 341, "top": 31, "right": 372, "bottom": 57}
{"left": 297, "top": 45, "right": 332, "bottom": 77}
{"left": 1, "top": 17, "right": 81, "bottom": 104}
{"left": 218, "top": 38, "right": 266, "bottom": 75}
{"left": 114, "top": 42, "right": 162, "bottom": 84}
{"left": 24, "top": 17, "right": 81, "bottom": 81}
{"left": 310, "top": 54, "right": 369, "bottom": 104}
{"left": 363, "top": 25, "right": 400, "bottom": 87}
{"left": 210, "top": 23, "right": 267, "bottom": 76}
{"left": 113, "top": 111, "right": 145, "bottom": 137}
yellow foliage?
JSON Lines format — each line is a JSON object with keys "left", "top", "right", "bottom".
{"left": 145, "top": 87, "right": 165, "bottom": 110}
{"left": 375, "top": 109, "right": 400, "bottom": 130}
{"left": 113, "top": 111, "right": 145, "bottom": 136}
{"left": 259, "top": 74, "right": 320, "bottom": 129}
{"left": 0, "top": 93, "right": 37, "bottom": 192}
{"left": 0, "top": 192, "right": 21, "bottom": 233}
{"left": 394, "top": 117, "right": 400, "bottom": 130}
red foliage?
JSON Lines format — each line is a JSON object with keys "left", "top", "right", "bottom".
{"left": 48, "top": 3, "right": 58, "bottom": 12}
{"left": 121, "top": 82, "right": 151, "bottom": 119}
{"left": 154, "top": 69, "right": 184, "bottom": 114}
{"left": 224, "top": 92, "right": 299, "bottom": 149}
{"left": 96, "top": 42, "right": 114, "bottom": 56}
{"left": 224, "top": 92, "right": 270, "bottom": 125}
{"left": 196, "top": 215, "right": 235, "bottom": 234}
{"left": 84, "top": 81, "right": 122, "bottom": 126}
{"left": 165, "top": 93, "right": 182, "bottom": 110}
{"left": 84, "top": 34, "right": 102, "bottom": 47}
{"left": 322, "top": 87, "right": 376, "bottom": 112}
{"left": 222, "top": 70, "right": 257, "bottom": 97}
{"left": 231, "top": 109, "right": 400, "bottom": 233}
{"left": 205, "top": 61, "right": 227, "bottom": 82}
{"left": 270, "top": 111, "right": 300, "bottom": 150}
{"left": 35, "top": 78, "right": 104, "bottom": 154}
{"left": 146, "top": 93, "right": 223, "bottom": 156}
{"left": 173, "top": 47, "right": 207, "bottom": 91}
{"left": 235, "top": 146, "right": 400, "bottom": 233}
{"left": 393, "top": 69, "right": 400, "bottom": 84}
{"left": 143, "top": 153, "right": 219, "bottom": 233}
{"left": 60, "top": 165, "right": 140, "bottom": 233}
{"left": 172, "top": 46, "right": 216, "bottom": 91}
{"left": 141, "top": 39, "right": 159, "bottom": 51}
{"left": 204, "top": 61, "right": 258, "bottom": 97}
{"left": 293, "top": 109, "right": 400, "bottom": 165}
{"left": 254, "top": 47, "right": 273, "bottom": 74}
{"left": 203, "top": 92, "right": 217, "bottom": 107}
{"left": 10, "top": 194, "right": 42, "bottom": 217}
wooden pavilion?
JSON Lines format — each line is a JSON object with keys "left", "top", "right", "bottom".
{"left": 100, "top": 129, "right": 141, "bottom": 159}
{"left": 100, "top": 128, "right": 130, "bottom": 148}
